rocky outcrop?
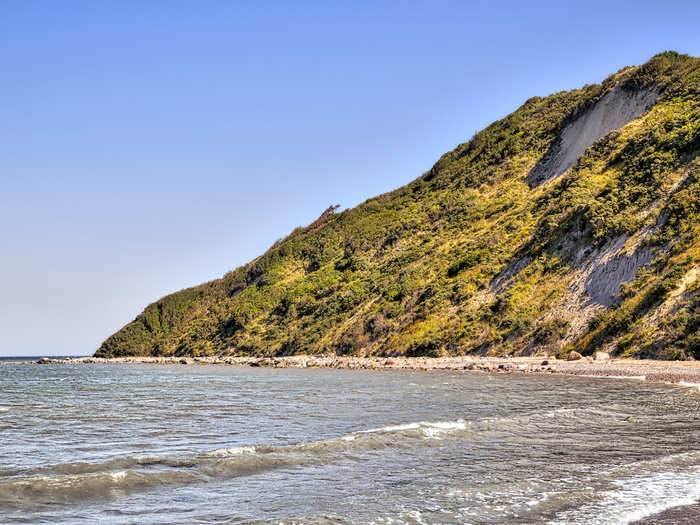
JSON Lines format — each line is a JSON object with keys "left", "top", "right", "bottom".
{"left": 528, "top": 85, "right": 658, "bottom": 187}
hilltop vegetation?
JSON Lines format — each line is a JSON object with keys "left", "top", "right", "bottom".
{"left": 97, "top": 52, "right": 700, "bottom": 360}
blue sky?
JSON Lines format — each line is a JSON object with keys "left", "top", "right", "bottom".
{"left": 1, "top": 1, "right": 699, "bottom": 356}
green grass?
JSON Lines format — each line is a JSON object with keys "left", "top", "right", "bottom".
{"left": 96, "top": 52, "right": 700, "bottom": 360}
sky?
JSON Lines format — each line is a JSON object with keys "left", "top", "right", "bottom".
{"left": 1, "top": 1, "right": 699, "bottom": 356}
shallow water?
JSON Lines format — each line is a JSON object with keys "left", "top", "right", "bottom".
{"left": 0, "top": 361, "right": 699, "bottom": 524}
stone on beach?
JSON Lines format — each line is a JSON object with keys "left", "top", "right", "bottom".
{"left": 24, "top": 353, "right": 700, "bottom": 390}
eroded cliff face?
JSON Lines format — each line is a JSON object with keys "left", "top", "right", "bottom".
{"left": 528, "top": 86, "right": 658, "bottom": 187}
{"left": 96, "top": 52, "right": 700, "bottom": 361}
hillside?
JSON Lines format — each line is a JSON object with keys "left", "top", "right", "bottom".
{"left": 96, "top": 52, "right": 700, "bottom": 360}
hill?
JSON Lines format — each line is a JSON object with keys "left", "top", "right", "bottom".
{"left": 96, "top": 52, "right": 700, "bottom": 360}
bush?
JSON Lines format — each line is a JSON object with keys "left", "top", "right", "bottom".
{"left": 447, "top": 251, "right": 484, "bottom": 277}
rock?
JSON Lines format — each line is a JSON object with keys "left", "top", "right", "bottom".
{"left": 179, "top": 358, "right": 188, "bottom": 364}
{"left": 36, "top": 358, "right": 52, "bottom": 364}
{"left": 541, "top": 360, "right": 550, "bottom": 366}
{"left": 567, "top": 351, "right": 583, "bottom": 361}
{"left": 594, "top": 351, "right": 611, "bottom": 361}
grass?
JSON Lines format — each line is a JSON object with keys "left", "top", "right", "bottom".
{"left": 96, "top": 52, "right": 700, "bottom": 360}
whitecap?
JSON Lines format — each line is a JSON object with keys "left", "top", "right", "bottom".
{"left": 110, "top": 471, "right": 127, "bottom": 481}
{"left": 358, "top": 419, "right": 468, "bottom": 438}
{"left": 203, "top": 446, "right": 257, "bottom": 457}
{"left": 547, "top": 467, "right": 700, "bottom": 525}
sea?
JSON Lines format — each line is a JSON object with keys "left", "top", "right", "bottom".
{"left": 0, "top": 358, "right": 699, "bottom": 524}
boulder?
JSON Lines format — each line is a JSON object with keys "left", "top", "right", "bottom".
{"left": 567, "top": 351, "right": 583, "bottom": 361}
{"left": 594, "top": 351, "right": 611, "bottom": 361}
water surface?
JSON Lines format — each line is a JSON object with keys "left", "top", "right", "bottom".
{"left": 0, "top": 361, "right": 699, "bottom": 524}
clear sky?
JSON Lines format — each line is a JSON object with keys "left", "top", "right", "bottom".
{"left": 1, "top": 1, "right": 698, "bottom": 356}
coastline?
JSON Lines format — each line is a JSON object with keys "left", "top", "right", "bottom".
{"left": 9, "top": 353, "right": 700, "bottom": 524}
{"left": 630, "top": 501, "right": 700, "bottom": 524}
{"left": 18, "top": 354, "right": 700, "bottom": 390}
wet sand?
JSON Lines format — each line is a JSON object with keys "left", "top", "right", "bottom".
{"left": 630, "top": 501, "right": 700, "bottom": 524}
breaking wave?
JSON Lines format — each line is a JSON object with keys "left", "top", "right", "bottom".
{"left": 547, "top": 467, "right": 700, "bottom": 525}
{"left": 0, "top": 407, "right": 628, "bottom": 508}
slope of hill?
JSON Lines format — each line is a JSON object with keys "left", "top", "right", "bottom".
{"left": 96, "top": 52, "right": 700, "bottom": 360}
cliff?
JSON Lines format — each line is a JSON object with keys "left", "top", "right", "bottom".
{"left": 96, "top": 52, "right": 700, "bottom": 360}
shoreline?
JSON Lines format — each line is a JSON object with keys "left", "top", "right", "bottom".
{"left": 17, "top": 354, "right": 700, "bottom": 389}
{"left": 10, "top": 354, "right": 700, "bottom": 524}
{"left": 630, "top": 501, "right": 700, "bottom": 524}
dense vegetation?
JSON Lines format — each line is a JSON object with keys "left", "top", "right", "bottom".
{"left": 97, "top": 52, "right": 700, "bottom": 360}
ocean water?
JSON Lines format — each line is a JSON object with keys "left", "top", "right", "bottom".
{"left": 0, "top": 361, "right": 699, "bottom": 524}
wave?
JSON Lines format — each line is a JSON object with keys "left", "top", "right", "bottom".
{"left": 678, "top": 381, "right": 700, "bottom": 392}
{"left": 0, "top": 407, "right": 627, "bottom": 508}
{"left": 576, "top": 374, "right": 647, "bottom": 381}
{"left": 359, "top": 419, "right": 468, "bottom": 438}
{"left": 203, "top": 445, "right": 257, "bottom": 457}
{"left": 0, "top": 468, "right": 203, "bottom": 507}
{"left": 610, "top": 450, "right": 700, "bottom": 474}
{"left": 546, "top": 466, "right": 700, "bottom": 525}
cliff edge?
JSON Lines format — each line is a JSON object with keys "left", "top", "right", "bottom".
{"left": 97, "top": 52, "right": 700, "bottom": 360}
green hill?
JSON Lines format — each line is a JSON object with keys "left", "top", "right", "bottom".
{"left": 96, "top": 52, "right": 700, "bottom": 360}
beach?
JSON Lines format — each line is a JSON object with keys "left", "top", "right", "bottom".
{"left": 2, "top": 356, "right": 699, "bottom": 523}
{"left": 630, "top": 501, "right": 700, "bottom": 524}
{"left": 25, "top": 353, "right": 700, "bottom": 390}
